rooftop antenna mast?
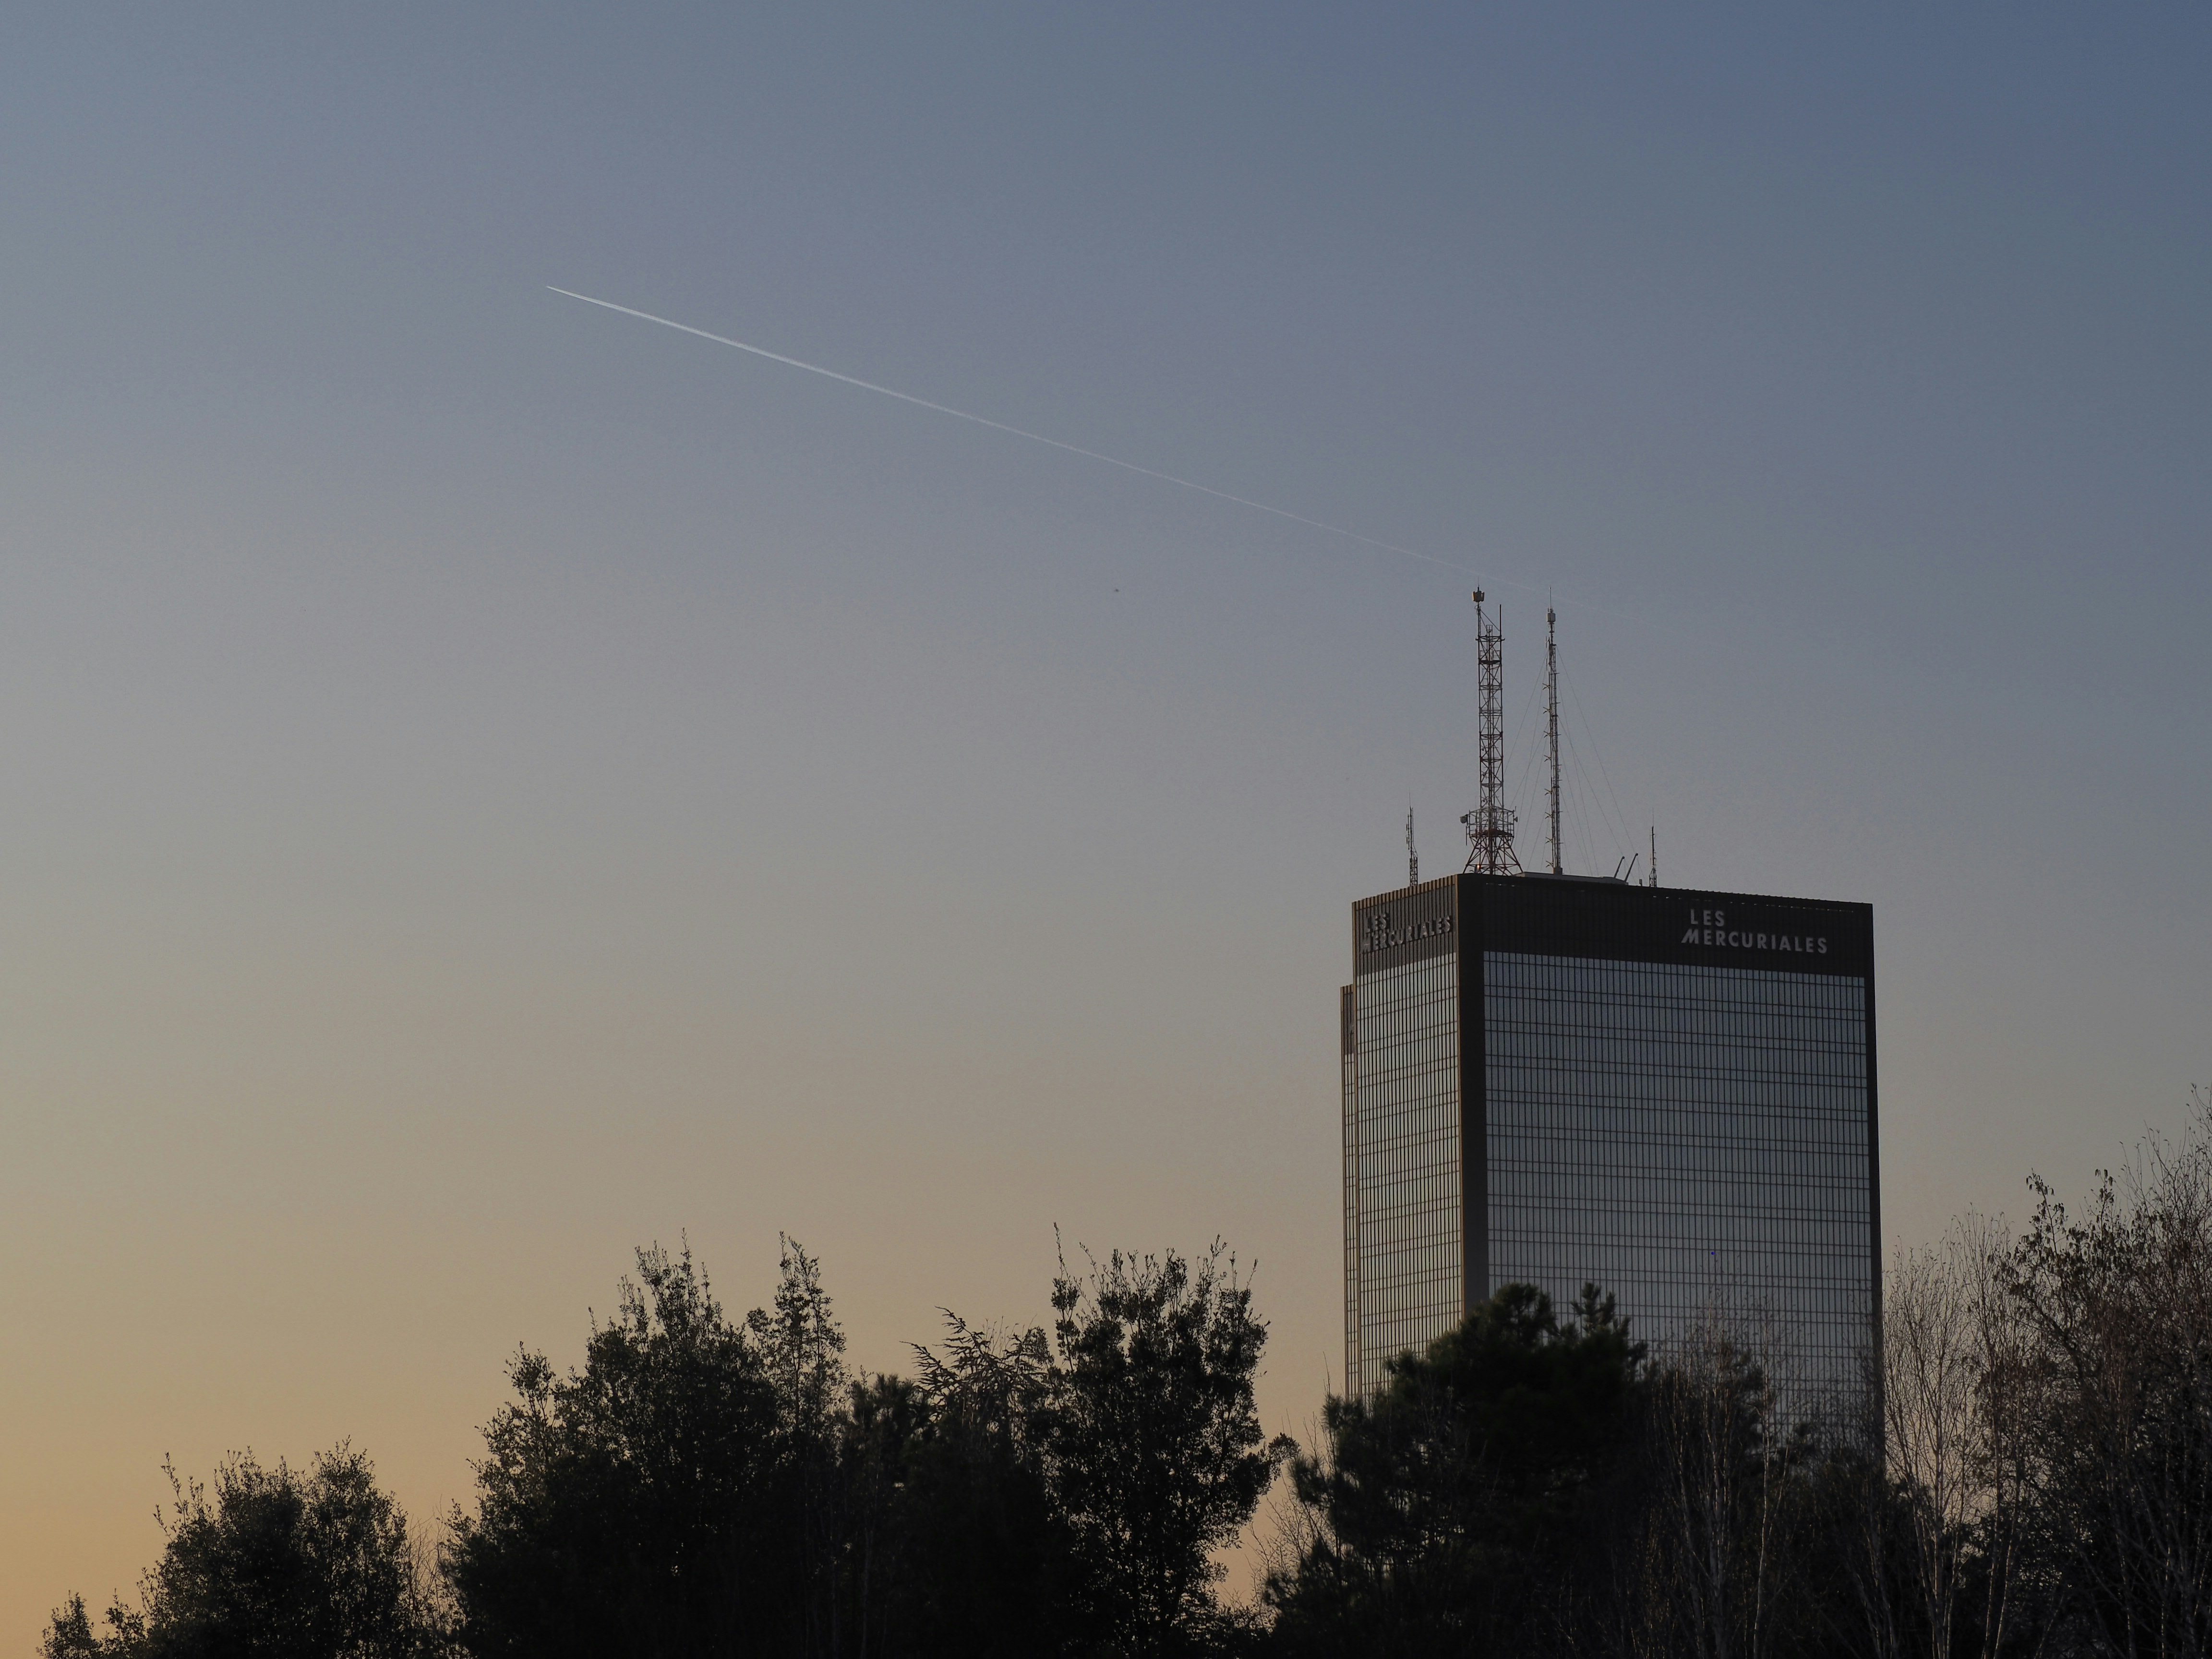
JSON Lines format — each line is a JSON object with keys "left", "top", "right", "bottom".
{"left": 1407, "top": 801, "right": 1419, "bottom": 887}
{"left": 1462, "top": 591, "right": 1522, "bottom": 875}
{"left": 1545, "top": 605, "right": 1563, "bottom": 875}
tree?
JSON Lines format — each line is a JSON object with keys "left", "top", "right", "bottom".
{"left": 44, "top": 1232, "right": 1286, "bottom": 1659}
{"left": 1625, "top": 1315, "right": 1803, "bottom": 1659}
{"left": 443, "top": 1233, "right": 1277, "bottom": 1659}
{"left": 41, "top": 1445, "right": 442, "bottom": 1659}
{"left": 1264, "top": 1283, "right": 1644, "bottom": 1657}
{"left": 751, "top": 1237, "right": 852, "bottom": 1655}
{"left": 1857, "top": 1215, "right": 2030, "bottom": 1659}
{"left": 1996, "top": 1099, "right": 2212, "bottom": 1659}
{"left": 1036, "top": 1241, "right": 1284, "bottom": 1658}
{"left": 442, "top": 1240, "right": 802, "bottom": 1658}
{"left": 888, "top": 1314, "right": 1072, "bottom": 1656}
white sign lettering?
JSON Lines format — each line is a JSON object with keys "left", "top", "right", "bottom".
{"left": 1679, "top": 908, "right": 1827, "bottom": 955}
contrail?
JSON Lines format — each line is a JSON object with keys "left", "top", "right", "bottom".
{"left": 547, "top": 286, "right": 1481, "bottom": 580}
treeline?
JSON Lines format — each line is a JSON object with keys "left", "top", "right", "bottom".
{"left": 44, "top": 1102, "right": 2212, "bottom": 1658}
{"left": 46, "top": 1240, "right": 1279, "bottom": 1659}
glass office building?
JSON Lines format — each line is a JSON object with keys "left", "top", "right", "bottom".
{"left": 1342, "top": 873, "right": 1877, "bottom": 1405}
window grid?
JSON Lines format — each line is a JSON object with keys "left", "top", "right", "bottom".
{"left": 1342, "top": 1000, "right": 1361, "bottom": 1395}
{"left": 1347, "top": 954, "right": 1462, "bottom": 1396}
{"left": 1484, "top": 952, "right": 1873, "bottom": 1403}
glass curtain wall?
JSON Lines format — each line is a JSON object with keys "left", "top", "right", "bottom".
{"left": 1340, "top": 985, "right": 1361, "bottom": 1395}
{"left": 1483, "top": 951, "right": 1874, "bottom": 1402}
{"left": 1348, "top": 951, "right": 1463, "bottom": 1397}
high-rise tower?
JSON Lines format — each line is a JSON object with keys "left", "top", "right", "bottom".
{"left": 1342, "top": 881, "right": 1877, "bottom": 1406}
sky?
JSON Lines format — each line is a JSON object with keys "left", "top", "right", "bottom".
{"left": 4, "top": 2, "right": 2209, "bottom": 1640}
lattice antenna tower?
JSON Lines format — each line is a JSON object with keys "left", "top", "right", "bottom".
{"left": 1462, "top": 590, "right": 1522, "bottom": 874}
{"left": 1545, "top": 605, "right": 1563, "bottom": 876}
{"left": 1406, "top": 801, "right": 1419, "bottom": 887}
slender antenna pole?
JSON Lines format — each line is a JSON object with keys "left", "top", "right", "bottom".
{"left": 1650, "top": 824, "right": 1659, "bottom": 888}
{"left": 1545, "top": 606, "right": 1563, "bottom": 876}
{"left": 1462, "top": 591, "right": 1522, "bottom": 875}
{"left": 1407, "top": 802, "right": 1419, "bottom": 887}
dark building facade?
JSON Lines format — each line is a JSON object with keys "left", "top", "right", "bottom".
{"left": 1342, "top": 872, "right": 1877, "bottom": 1401}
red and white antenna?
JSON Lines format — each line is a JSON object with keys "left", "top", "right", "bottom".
{"left": 1462, "top": 591, "right": 1522, "bottom": 875}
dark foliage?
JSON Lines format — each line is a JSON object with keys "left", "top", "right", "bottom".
{"left": 1997, "top": 1140, "right": 2212, "bottom": 1659}
{"left": 892, "top": 1317, "right": 1072, "bottom": 1654}
{"left": 1037, "top": 1242, "right": 1286, "bottom": 1658}
{"left": 41, "top": 1445, "right": 440, "bottom": 1659}
{"left": 1264, "top": 1283, "right": 1644, "bottom": 1656}
{"left": 55, "top": 1099, "right": 2212, "bottom": 1659}
{"left": 441, "top": 1239, "right": 803, "bottom": 1658}
{"left": 439, "top": 1235, "right": 1277, "bottom": 1659}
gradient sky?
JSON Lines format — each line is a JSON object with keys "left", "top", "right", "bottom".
{"left": 5, "top": 3, "right": 2209, "bottom": 1641}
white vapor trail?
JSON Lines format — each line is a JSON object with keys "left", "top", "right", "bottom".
{"left": 546, "top": 286, "right": 1482, "bottom": 580}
